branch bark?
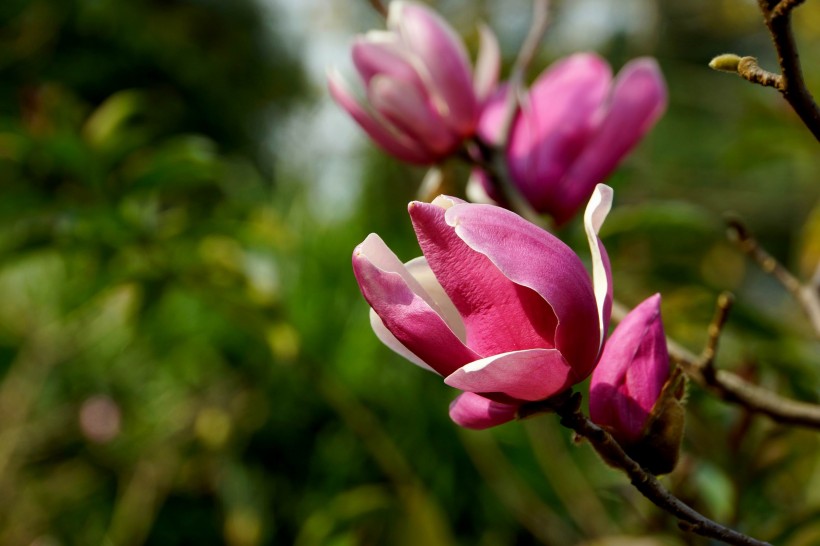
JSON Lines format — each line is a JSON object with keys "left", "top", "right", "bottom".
{"left": 521, "top": 393, "right": 773, "bottom": 546}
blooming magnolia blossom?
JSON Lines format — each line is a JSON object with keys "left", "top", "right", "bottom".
{"left": 352, "top": 184, "right": 614, "bottom": 429}
{"left": 590, "top": 293, "right": 670, "bottom": 445}
{"left": 328, "top": 1, "right": 499, "bottom": 164}
{"left": 470, "top": 53, "right": 667, "bottom": 225}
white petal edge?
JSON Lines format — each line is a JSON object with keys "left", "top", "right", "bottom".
{"left": 583, "top": 183, "right": 613, "bottom": 349}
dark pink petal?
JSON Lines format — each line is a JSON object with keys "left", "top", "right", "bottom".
{"left": 449, "top": 392, "right": 519, "bottom": 429}
{"left": 590, "top": 293, "right": 669, "bottom": 443}
{"left": 440, "top": 203, "right": 600, "bottom": 380}
{"left": 550, "top": 58, "right": 667, "bottom": 225}
{"left": 444, "top": 348, "right": 574, "bottom": 401}
{"left": 513, "top": 53, "right": 612, "bottom": 210}
{"left": 368, "top": 74, "right": 458, "bottom": 155}
{"left": 390, "top": 1, "right": 478, "bottom": 135}
{"left": 328, "top": 70, "right": 433, "bottom": 164}
{"left": 353, "top": 234, "right": 480, "bottom": 376}
{"left": 409, "top": 201, "right": 558, "bottom": 358}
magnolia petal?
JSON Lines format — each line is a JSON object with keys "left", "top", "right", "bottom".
{"left": 390, "top": 1, "right": 477, "bottom": 135}
{"left": 583, "top": 184, "right": 614, "bottom": 358}
{"left": 327, "top": 70, "right": 432, "bottom": 163}
{"left": 590, "top": 293, "right": 669, "bottom": 442}
{"left": 448, "top": 392, "right": 518, "bottom": 429}
{"left": 405, "top": 256, "right": 465, "bottom": 342}
{"left": 442, "top": 203, "right": 600, "bottom": 380}
{"left": 352, "top": 34, "right": 426, "bottom": 92}
{"left": 353, "top": 234, "right": 480, "bottom": 376}
{"left": 552, "top": 58, "right": 667, "bottom": 224}
{"left": 516, "top": 53, "right": 612, "bottom": 210}
{"left": 473, "top": 23, "right": 500, "bottom": 102}
{"left": 369, "top": 74, "right": 457, "bottom": 155}
{"left": 465, "top": 169, "right": 498, "bottom": 205}
{"left": 444, "top": 348, "right": 574, "bottom": 401}
{"left": 369, "top": 308, "right": 433, "bottom": 371}
{"left": 410, "top": 200, "right": 558, "bottom": 358}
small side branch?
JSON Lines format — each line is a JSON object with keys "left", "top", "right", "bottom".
{"left": 709, "top": 0, "right": 820, "bottom": 141}
{"left": 523, "top": 393, "right": 773, "bottom": 546}
{"left": 727, "top": 216, "right": 820, "bottom": 337}
{"left": 366, "top": 0, "right": 388, "bottom": 18}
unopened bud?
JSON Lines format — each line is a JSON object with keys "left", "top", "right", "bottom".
{"left": 625, "top": 367, "right": 686, "bottom": 475}
{"left": 709, "top": 53, "right": 743, "bottom": 73}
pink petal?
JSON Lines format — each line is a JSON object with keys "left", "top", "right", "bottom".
{"left": 369, "top": 308, "right": 434, "bottom": 371}
{"left": 444, "top": 348, "right": 574, "bottom": 401}
{"left": 353, "top": 234, "right": 480, "bottom": 376}
{"left": 441, "top": 203, "right": 600, "bottom": 381}
{"left": 368, "top": 74, "right": 458, "bottom": 155}
{"left": 473, "top": 23, "right": 500, "bottom": 102}
{"left": 352, "top": 33, "right": 426, "bottom": 92}
{"left": 328, "top": 70, "right": 433, "bottom": 164}
{"left": 551, "top": 58, "right": 667, "bottom": 225}
{"left": 512, "top": 53, "right": 612, "bottom": 210}
{"left": 583, "top": 184, "right": 614, "bottom": 357}
{"left": 448, "top": 392, "right": 518, "bottom": 429}
{"left": 390, "top": 1, "right": 478, "bottom": 135}
{"left": 409, "top": 201, "right": 558, "bottom": 358}
{"left": 590, "top": 293, "right": 669, "bottom": 442}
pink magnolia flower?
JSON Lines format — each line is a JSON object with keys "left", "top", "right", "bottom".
{"left": 352, "top": 184, "right": 614, "bottom": 429}
{"left": 589, "top": 293, "right": 669, "bottom": 445}
{"left": 328, "top": 1, "right": 499, "bottom": 164}
{"left": 470, "top": 53, "right": 667, "bottom": 225}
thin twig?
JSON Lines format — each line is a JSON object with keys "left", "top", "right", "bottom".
{"left": 366, "top": 0, "right": 388, "bottom": 18}
{"left": 482, "top": 0, "right": 550, "bottom": 226}
{"left": 697, "top": 291, "right": 734, "bottom": 377}
{"left": 522, "top": 393, "right": 772, "bottom": 546}
{"left": 727, "top": 216, "right": 820, "bottom": 336}
{"left": 757, "top": 0, "right": 820, "bottom": 141}
{"left": 737, "top": 57, "right": 784, "bottom": 90}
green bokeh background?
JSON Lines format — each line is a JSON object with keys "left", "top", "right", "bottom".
{"left": 0, "top": 0, "right": 818, "bottom": 545}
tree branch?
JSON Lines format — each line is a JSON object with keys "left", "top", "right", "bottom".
{"left": 521, "top": 392, "right": 772, "bottom": 546}
{"left": 757, "top": 0, "right": 820, "bottom": 140}
{"left": 726, "top": 216, "right": 820, "bottom": 337}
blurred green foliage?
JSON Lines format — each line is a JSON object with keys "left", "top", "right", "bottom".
{"left": 0, "top": 0, "right": 818, "bottom": 545}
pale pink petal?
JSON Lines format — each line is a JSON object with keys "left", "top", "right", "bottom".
{"left": 583, "top": 184, "right": 614, "bottom": 357}
{"left": 514, "top": 53, "right": 612, "bottom": 210}
{"left": 552, "top": 58, "right": 667, "bottom": 224}
{"left": 352, "top": 34, "right": 426, "bottom": 92}
{"left": 327, "top": 70, "right": 432, "bottom": 164}
{"left": 390, "top": 1, "right": 477, "bottom": 135}
{"left": 353, "top": 234, "right": 480, "bottom": 376}
{"left": 473, "top": 23, "right": 500, "bottom": 102}
{"left": 590, "top": 293, "right": 669, "bottom": 442}
{"left": 465, "top": 169, "right": 498, "bottom": 205}
{"left": 409, "top": 201, "right": 558, "bottom": 358}
{"left": 476, "top": 84, "right": 508, "bottom": 147}
{"left": 449, "top": 392, "right": 518, "bottom": 429}
{"left": 444, "top": 348, "right": 574, "bottom": 401}
{"left": 369, "top": 74, "right": 458, "bottom": 155}
{"left": 405, "top": 256, "right": 465, "bottom": 342}
{"left": 442, "top": 203, "right": 600, "bottom": 381}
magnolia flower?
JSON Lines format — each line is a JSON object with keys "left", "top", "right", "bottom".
{"left": 590, "top": 293, "right": 670, "bottom": 445}
{"left": 352, "top": 184, "right": 614, "bottom": 429}
{"left": 470, "top": 53, "right": 667, "bottom": 225}
{"left": 328, "top": 1, "right": 499, "bottom": 164}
